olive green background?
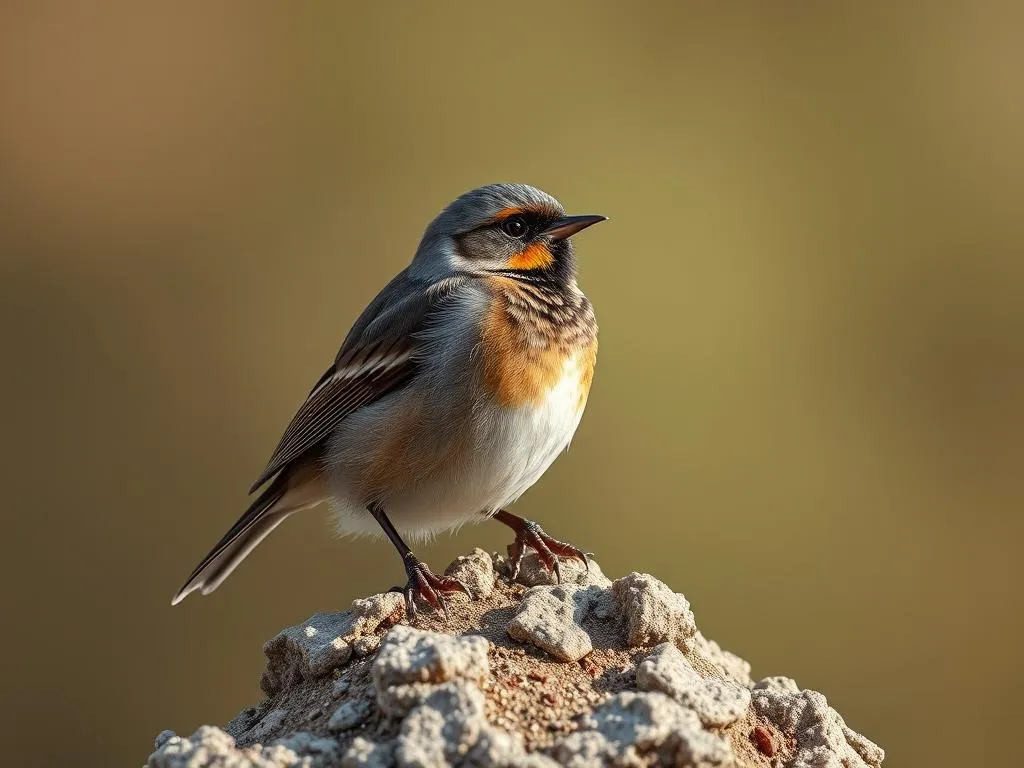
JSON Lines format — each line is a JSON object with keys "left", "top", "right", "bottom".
{"left": 1, "top": 3, "right": 1021, "bottom": 766}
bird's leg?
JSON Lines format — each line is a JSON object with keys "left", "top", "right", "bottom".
{"left": 368, "top": 503, "right": 470, "bottom": 622}
{"left": 492, "top": 509, "right": 589, "bottom": 584}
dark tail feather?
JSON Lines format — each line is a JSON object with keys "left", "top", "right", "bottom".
{"left": 171, "top": 477, "right": 291, "bottom": 605}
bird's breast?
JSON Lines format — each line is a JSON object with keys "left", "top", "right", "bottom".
{"left": 478, "top": 281, "right": 597, "bottom": 412}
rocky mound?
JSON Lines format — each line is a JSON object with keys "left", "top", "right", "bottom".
{"left": 147, "top": 549, "right": 884, "bottom": 767}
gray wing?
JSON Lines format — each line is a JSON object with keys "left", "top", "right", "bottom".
{"left": 248, "top": 270, "right": 461, "bottom": 493}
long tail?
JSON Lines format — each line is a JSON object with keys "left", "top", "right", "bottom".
{"left": 171, "top": 469, "right": 323, "bottom": 605}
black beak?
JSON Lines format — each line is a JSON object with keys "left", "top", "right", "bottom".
{"left": 542, "top": 214, "right": 607, "bottom": 241}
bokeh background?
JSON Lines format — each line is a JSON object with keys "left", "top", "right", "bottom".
{"left": 2, "top": 2, "right": 1021, "bottom": 766}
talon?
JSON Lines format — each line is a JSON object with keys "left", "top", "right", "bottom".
{"left": 400, "top": 556, "right": 470, "bottom": 622}
{"left": 500, "top": 515, "right": 590, "bottom": 584}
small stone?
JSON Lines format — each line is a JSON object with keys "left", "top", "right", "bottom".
{"left": 332, "top": 678, "right": 351, "bottom": 697}
{"left": 753, "top": 685, "right": 884, "bottom": 768}
{"left": 354, "top": 635, "right": 381, "bottom": 657}
{"left": 553, "top": 692, "right": 733, "bottom": 768}
{"left": 693, "top": 630, "right": 754, "bottom": 686}
{"left": 146, "top": 725, "right": 303, "bottom": 768}
{"left": 444, "top": 547, "right": 495, "bottom": 599}
{"left": 636, "top": 642, "right": 751, "bottom": 727}
{"left": 513, "top": 551, "right": 612, "bottom": 589}
{"left": 274, "top": 731, "right": 340, "bottom": 760}
{"left": 372, "top": 625, "right": 489, "bottom": 716}
{"left": 153, "top": 730, "right": 176, "bottom": 750}
{"left": 611, "top": 572, "right": 697, "bottom": 650}
{"left": 329, "top": 699, "right": 372, "bottom": 732}
{"left": 507, "top": 585, "right": 596, "bottom": 662}
{"left": 342, "top": 736, "right": 394, "bottom": 767}
{"left": 754, "top": 675, "right": 801, "bottom": 694}
{"left": 261, "top": 591, "right": 404, "bottom": 696}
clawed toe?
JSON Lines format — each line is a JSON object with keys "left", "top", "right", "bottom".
{"left": 400, "top": 555, "right": 472, "bottom": 622}
{"left": 506, "top": 519, "right": 589, "bottom": 583}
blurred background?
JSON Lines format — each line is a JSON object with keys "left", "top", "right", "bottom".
{"left": 1, "top": 2, "right": 1021, "bottom": 766}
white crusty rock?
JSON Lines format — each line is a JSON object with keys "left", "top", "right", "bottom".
{"left": 146, "top": 726, "right": 305, "bottom": 768}
{"left": 372, "top": 625, "right": 489, "bottom": 716}
{"left": 146, "top": 550, "right": 884, "bottom": 768}
{"left": 508, "top": 550, "right": 612, "bottom": 589}
{"left": 752, "top": 680, "right": 885, "bottom": 768}
{"left": 329, "top": 700, "right": 372, "bottom": 732}
{"left": 612, "top": 572, "right": 698, "bottom": 650}
{"left": 637, "top": 642, "right": 751, "bottom": 727}
{"left": 692, "top": 631, "right": 754, "bottom": 688}
{"left": 341, "top": 737, "right": 394, "bottom": 768}
{"left": 506, "top": 584, "right": 602, "bottom": 662}
{"left": 262, "top": 592, "right": 404, "bottom": 696}
{"left": 395, "top": 682, "right": 556, "bottom": 768}
{"left": 444, "top": 548, "right": 497, "bottom": 599}
{"left": 554, "top": 691, "right": 735, "bottom": 768}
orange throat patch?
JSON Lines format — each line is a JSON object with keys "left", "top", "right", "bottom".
{"left": 507, "top": 242, "right": 554, "bottom": 272}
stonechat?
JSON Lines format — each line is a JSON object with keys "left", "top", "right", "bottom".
{"left": 172, "top": 184, "right": 605, "bottom": 619}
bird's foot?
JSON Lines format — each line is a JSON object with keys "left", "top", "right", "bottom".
{"left": 505, "top": 519, "right": 589, "bottom": 584}
{"left": 390, "top": 554, "right": 471, "bottom": 622}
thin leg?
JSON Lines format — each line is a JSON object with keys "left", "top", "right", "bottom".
{"left": 368, "top": 503, "right": 470, "bottom": 621}
{"left": 492, "top": 509, "right": 589, "bottom": 583}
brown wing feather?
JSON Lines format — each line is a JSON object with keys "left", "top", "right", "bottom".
{"left": 247, "top": 272, "right": 462, "bottom": 494}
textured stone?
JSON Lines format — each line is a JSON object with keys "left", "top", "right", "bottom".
{"left": 553, "top": 691, "right": 734, "bottom": 767}
{"left": 509, "top": 550, "right": 612, "bottom": 589}
{"left": 341, "top": 737, "right": 394, "bottom": 767}
{"left": 372, "top": 625, "right": 489, "bottom": 716}
{"left": 262, "top": 592, "right": 404, "bottom": 696}
{"left": 507, "top": 584, "right": 597, "bottom": 662}
{"left": 752, "top": 683, "right": 884, "bottom": 768}
{"left": 612, "top": 572, "right": 697, "bottom": 650}
{"left": 637, "top": 643, "right": 751, "bottom": 727}
{"left": 328, "top": 700, "right": 372, "bottom": 732}
{"left": 692, "top": 631, "right": 753, "bottom": 687}
{"left": 444, "top": 547, "right": 496, "bottom": 599}
{"left": 146, "top": 726, "right": 305, "bottom": 768}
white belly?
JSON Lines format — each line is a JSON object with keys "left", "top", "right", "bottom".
{"left": 325, "top": 355, "right": 588, "bottom": 540}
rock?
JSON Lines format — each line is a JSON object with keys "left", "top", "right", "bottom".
{"left": 692, "top": 631, "right": 753, "bottom": 687}
{"left": 146, "top": 549, "right": 883, "bottom": 768}
{"left": 753, "top": 676, "right": 800, "bottom": 694}
{"left": 328, "top": 700, "right": 371, "bottom": 731}
{"left": 637, "top": 643, "right": 751, "bottom": 727}
{"left": 261, "top": 592, "right": 404, "bottom": 696}
{"left": 554, "top": 691, "right": 734, "bottom": 767}
{"left": 372, "top": 625, "right": 489, "bottom": 716}
{"left": 612, "top": 572, "right": 697, "bottom": 650}
{"left": 752, "top": 683, "right": 885, "bottom": 768}
{"left": 146, "top": 726, "right": 304, "bottom": 768}
{"left": 506, "top": 584, "right": 599, "bottom": 662}
{"left": 354, "top": 636, "right": 382, "bottom": 657}
{"left": 341, "top": 737, "right": 394, "bottom": 767}
{"left": 444, "top": 547, "right": 496, "bottom": 599}
{"left": 396, "top": 682, "right": 559, "bottom": 768}
{"left": 508, "top": 550, "right": 612, "bottom": 589}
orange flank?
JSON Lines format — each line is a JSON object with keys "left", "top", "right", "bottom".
{"left": 507, "top": 242, "right": 554, "bottom": 271}
{"left": 577, "top": 337, "right": 598, "bottom": 412}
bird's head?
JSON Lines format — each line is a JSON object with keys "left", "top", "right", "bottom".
{"left": 411, "top": 183, "right": 605, "bottom": 285}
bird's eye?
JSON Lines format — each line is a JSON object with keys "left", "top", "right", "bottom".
{"left": 500, "top": 216, "right": 528, "bottom": 238}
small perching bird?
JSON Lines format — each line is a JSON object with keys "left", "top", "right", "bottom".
{"left": 172, "top": 184, "right": 605, "bottom": 619}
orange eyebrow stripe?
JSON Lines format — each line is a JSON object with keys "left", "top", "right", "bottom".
{"left": 494, "top": 207, "right": 525, "bottom": 221}
{"left": 507, "top": 242, "right": 554, "bottom": 271}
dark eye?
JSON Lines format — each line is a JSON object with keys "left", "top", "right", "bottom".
{"left": 500, "top": 216, "right": 528, "bottom": 238}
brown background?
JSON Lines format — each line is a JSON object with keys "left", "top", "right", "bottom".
{"left": 1, "top": 3, "right": 1021, "bottom": 766}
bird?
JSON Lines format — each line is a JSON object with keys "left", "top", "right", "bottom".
{"left": 172, "top": 184, "right": 605, "bottom": 619}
